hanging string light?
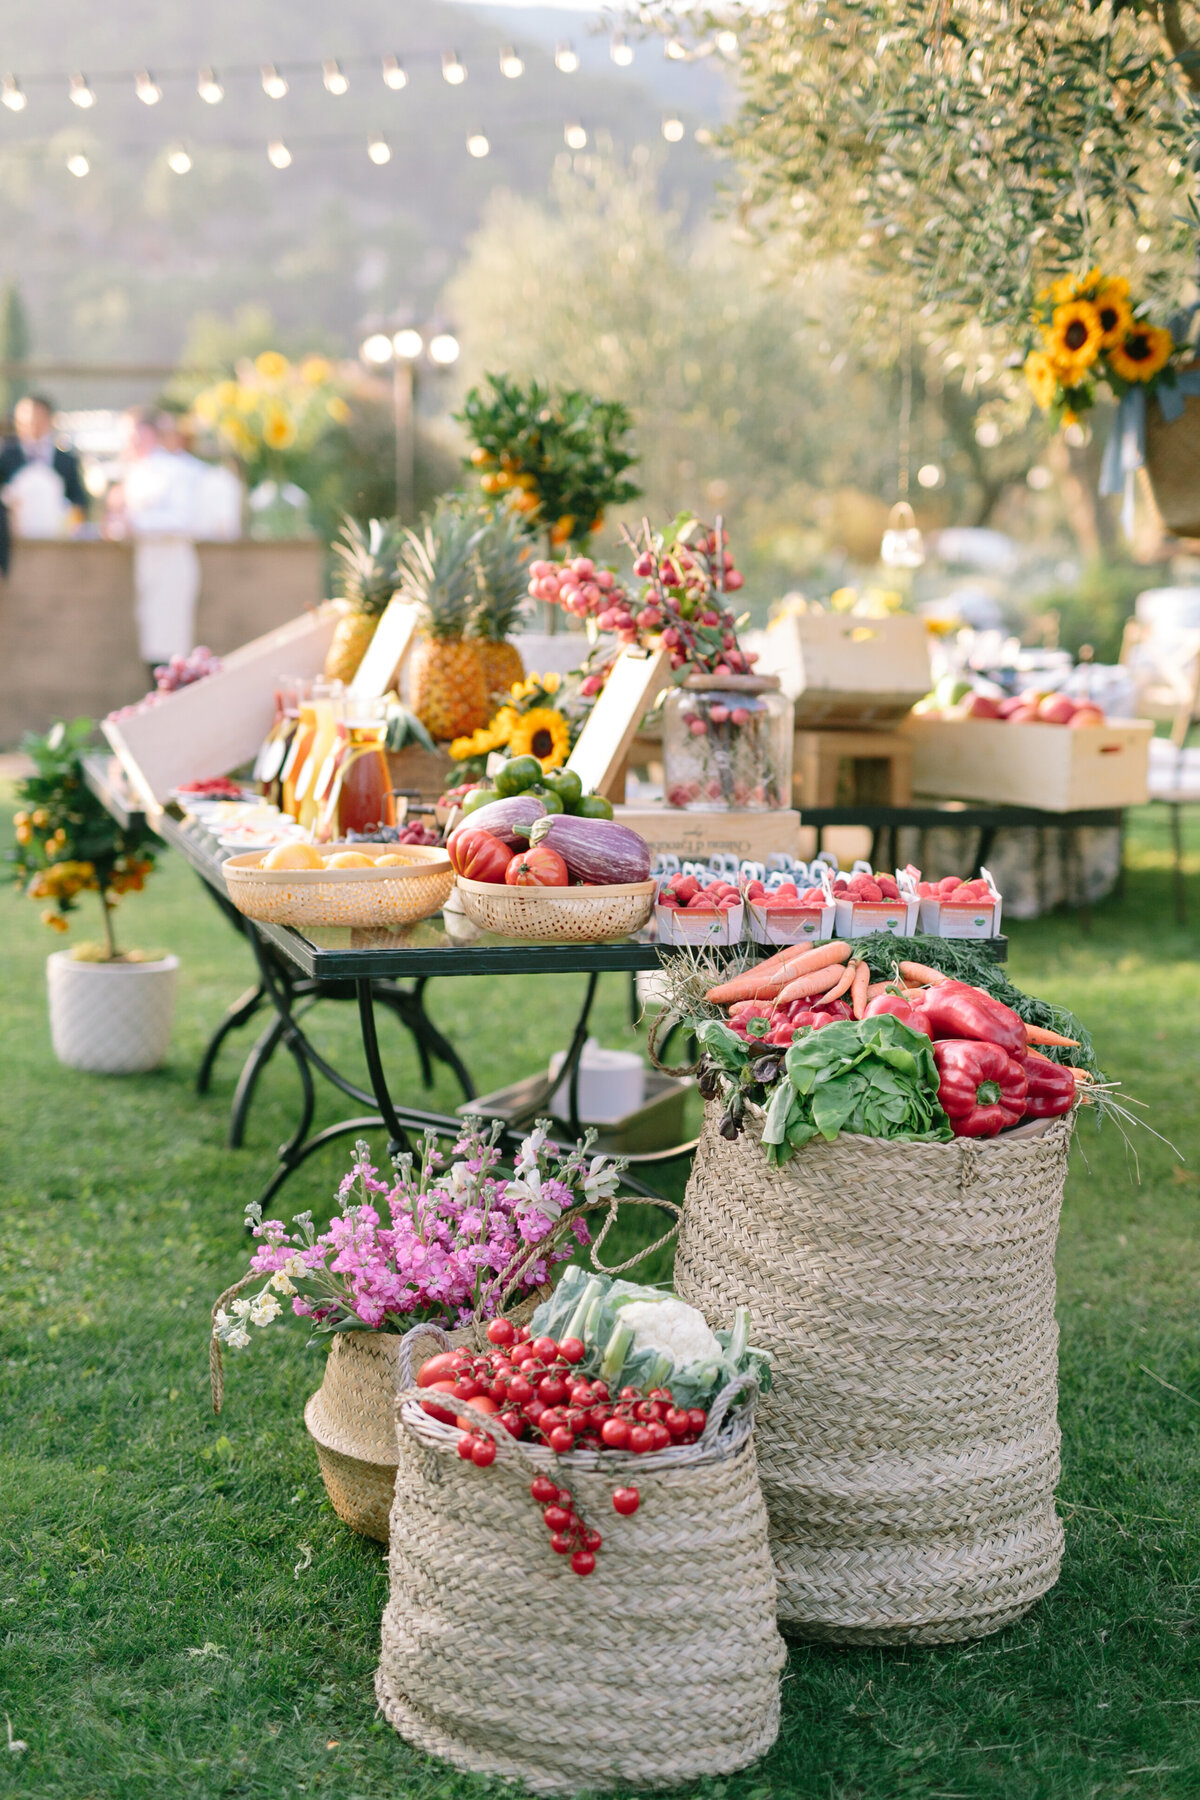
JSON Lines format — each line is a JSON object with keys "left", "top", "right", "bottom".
{"left": 466, "top": 131, "right": 490, "bottom": 157}
{"left": 135, "top": 70, "right": 162, "bottom": 105}
{"left": 381, "top": 56, "right": 407, "bottom": 90}
{"left": 322, "top": 59, "right": 349, "bottom": 96}
{"left": 197, "top": 67, "right": 223, "bottom": 104}
{"left": 1, "top": 75, "right": 26, "bottom": 112}
{"left": 665, "top": 38, "right": 689, "bottom": 61}
{"left": 499, "top": 48, "right": 524, "bottom": 79}
{"left": 610, "top": 36, "right": 634, "bottom": 66}
{"left": 564, "top": 121, "right": 587, "bottom": 149}
{"left": 66, "top": 152, "right": 89, "bottom": 176}
{"left": 267, "top": 138, "right": 292, "bottom": 168}
{"left": 367, "top": 132, "right": 390, "bottom": 164}
{"left": 392, "top": 328, "right": 422, "bottom": 359}
{"left": 441, "top": 51, "right": 466, "bottom": 85}
{"left": 715, "top": 30, "right": 739, "bottom": 55}
{"left": 662, "top": 117, "right": 685, "bottom": 142}
{"left": 69, "top": 73, "right": 95, "bottom": 109}
{"left": 167, "top": 146, "right": 192, "bottom": 174}
{"left": 555, "top": 42, "right": 580, "bottom": 73}
{"left": 261, "top": 64, "right": 288, "bottom": 100}
{"left": 428, "top": 333, "right": 460, "bottom": 366}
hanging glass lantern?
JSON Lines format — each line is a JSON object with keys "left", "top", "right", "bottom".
{"left": 880, "top": 500, "right": 925, "bottom": 569}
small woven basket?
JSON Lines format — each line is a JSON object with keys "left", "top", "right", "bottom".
{"left": 674, "top": 1105, "right": 1074, "bottom": 1644}
{"left": 455, "top": 875, "right": 655, "bottom": 943}
{"left": 1145, "top": 361, "right": 1200, "bottom": 539}
{"left": 222, "top": 842, "right": 453, "bottom": 930}
{"left": 376, "top": 1323, "right": 785, "bottom": 1795}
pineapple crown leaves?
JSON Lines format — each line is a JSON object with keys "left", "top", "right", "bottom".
{"left": 330, "top": 515, "right": 405, "bottom": 617}
{"left": 469, "top": 509, "right": 534, "bottom": 642}
{"left": 397, "top": 500, "right": 488, "bottom": 640}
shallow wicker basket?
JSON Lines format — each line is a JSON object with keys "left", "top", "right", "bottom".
{"left": 222, "top": 842, "right": 453, "bottom": 929}
{"left": 455, "top": 875, "right": 655, "bottom": 942}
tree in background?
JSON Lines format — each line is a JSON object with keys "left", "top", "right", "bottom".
{"left": 0, "top": 281, "right": 31, "bottom": 422}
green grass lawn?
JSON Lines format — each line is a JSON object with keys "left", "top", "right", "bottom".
{"left": 2, "top": 796, "right": 1200, "bottom": 1800}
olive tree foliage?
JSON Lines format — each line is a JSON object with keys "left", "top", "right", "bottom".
{"left": 702, "top": 0, "right": 1200, "bottom": 334}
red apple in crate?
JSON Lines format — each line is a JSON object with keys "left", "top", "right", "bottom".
{"left": 997, "top": 696, "right": 1028, "bottom": 719}
{"left": 965, "top": 692, "right": 1003, "bottom": 719}
{"left": 1069, "top": 705, "right": 1105, "bottom": 728}
{"left": 1037, "top": 693, "right": 1077, "bottom": 725}
{"left": 1007, "top": 704, "right": 1041, "bottom": 723}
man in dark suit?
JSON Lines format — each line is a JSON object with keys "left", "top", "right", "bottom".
{"left": 0, "top": 393, "right": 89, "bottom": 575}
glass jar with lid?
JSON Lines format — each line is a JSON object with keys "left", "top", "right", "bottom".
{"left": 662, "top": 674, "right": 794, "bottom": 811}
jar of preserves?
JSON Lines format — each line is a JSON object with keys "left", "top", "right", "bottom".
{"left": 662, "top": 675, "right": 793, "bottom": 811}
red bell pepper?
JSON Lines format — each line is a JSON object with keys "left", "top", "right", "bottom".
{"left": 915, "top": 980, "right": 1026, "bottom": 1059}
{"left": 447, "top": 827, "right": 514, "bottom": 884}
{"left": 1021, "top": 1054, "right": 1076, "bottom": 1120}
{"left": 864, "top": 994, "right": 931, "bottom": 1036}
{"left": 933, "top": 1039, "right": 1028, "bottom": 1138}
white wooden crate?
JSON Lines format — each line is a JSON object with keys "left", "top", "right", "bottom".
{"left": 753, "top": 612, "right": 931, "bottom": 726}
{"left": 900, "top": 717, "right": 1153, "bottom": 812}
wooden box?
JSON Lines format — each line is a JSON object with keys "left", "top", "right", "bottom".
{"left": 794, "top": 728, "right": 913, "bottom": 807}
{"left": 899, "top": 717, "right": 1153, "bottom": 812}
{"left": 102, "top": 606, "right": 339, "bottom": 813}
{"left": 386, "top": 745, "right": 454, "bottom": 801}
{"left": 613, "top": 806, "right": 801, "bottom": 864}
{"left": 756, "top": 612, "right": 931, "bottom": 726}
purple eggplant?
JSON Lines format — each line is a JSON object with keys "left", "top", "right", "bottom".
{"left": 528, "top": 815, "right": 651, "bottom": 885}
{"left": 451, "top": 794, "right": 546, "bottom": 848}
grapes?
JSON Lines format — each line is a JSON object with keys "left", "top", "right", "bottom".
{"left": 106, "top": 647, "right": 223, "bottom": 722}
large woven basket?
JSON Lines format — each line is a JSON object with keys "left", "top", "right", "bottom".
{"left": 223, "top": 842, "right": 453, "bottom": 929}
{"left": 1145, "top": 361, "right": 1200, "bottom": 539}
{"left": 304, "top": 1291, "right": 548, "bottom": 1543}
{"left": 455, "top": 875, "right": 655, "bottom": 942}
{"left": 376, "top": 1324, "right": 785, "bottom": 1794}
{"left": 674, "top": 1105, "right": 1073, "bottom": 1644}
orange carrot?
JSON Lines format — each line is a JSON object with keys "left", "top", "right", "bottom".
{"left": 1024, "top": 1024, "right": 1080, "bottom": 1047}
{"left": 706, "top": 940, "right": 850, "bottom": 1006}
{"left": 850, "top": 959, "right": 871, "bottom": 1019}
{"left": 865, "top": 981, "right": 902, "bottom": 1000}
{"left": 774, "top": 963, "right": 848, "bottom": 1004}
{"left": 898, "top": 961, "right": 951, "bottom": 986}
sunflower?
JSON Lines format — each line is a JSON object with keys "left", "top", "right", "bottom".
{"left": 255, "top": 350, "right": 290, "bottom": 381}
{"left": 1024, "top": 350, "right": 1060, "bottom": 411}
{"left": 1108, "top": 323, "right": 1173, "bottom": 383}
{"left": 1045, "top": 300, "right": 1104, "bottom": 375}
{"left": 300, "top": 355, "right": 332, "bottom": 385}
{"left": 1093, "top": 282, "right": 1134, "bottom": 348}
{"left": 507, "top": 707, "right": 570, "bottom": 771}
{"left": 262, "top": 407, "right": 297, "bottom": 450}
{"left": 326, "top": 396, "right": 351, "bottom": 424}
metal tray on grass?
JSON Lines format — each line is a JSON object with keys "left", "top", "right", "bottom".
{"left": 458, "top": 1069, "right": 694, "bottom": 1155}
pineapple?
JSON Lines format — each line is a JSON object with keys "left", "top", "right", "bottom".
{"left": 400, "top": 504, "right": 491, "bottom": 742}
{"left": 324, "top": 516, "right": 404, "bottom": 684}
{"left": 470, "top": 511, "right": 531, "bottom": 701}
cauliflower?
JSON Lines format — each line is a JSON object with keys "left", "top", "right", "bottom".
{"left": 614, "top": 1296, "right": 722, "bottom": 1365}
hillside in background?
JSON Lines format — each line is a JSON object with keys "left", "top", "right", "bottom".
{"left": 0, "top": 0, "right": 726, "bottom": 396}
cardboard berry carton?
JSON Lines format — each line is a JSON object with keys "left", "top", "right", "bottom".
{"left": 917, "top": 869, "right": 1003, "bottom": 938}
{"left": 831, "top": 863, "right": 920, "bottom": 937}
{"left": 654, "top": 869, "right": 744, "bottom": 946}
{"left": 742, "top": 872, "right": 835, "bottom": 946}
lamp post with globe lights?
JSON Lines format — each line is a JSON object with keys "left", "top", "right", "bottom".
{"left": 359, "top": 325, "right": 460, "bottom": 522}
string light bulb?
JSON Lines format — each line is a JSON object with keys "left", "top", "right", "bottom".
{"left": 322, "top": 59, "right": 349, "bottom": 96}
{"left": 69, "top": 73, "right": 95, "bottom": 109}
{"left": 135, "top": 69, "right": 162, "bottom": 105}
{"left": 662, "top": 116, "right": 685, "bottom": 142}
{"left": 610, "top": 36, "right": 634, "bottom": 66}
{"left": 665, "top": 37, "right": 689, "bottom": 61}
{"left": 428, "top": 333, "right": 460, "bottom": 366}
{"left": 441, "top": 51, "right": 466, "bottom": 85}
{"left": 66, "top": 152, "right": 89, "bottom": 177}
{"left": 715, "top": 29, "right": 739, "bottom": 55}
{"left": 499, "top": 48, "right": 524, "bottom": 78}
{"left": 564, "top": 122, "right": 587, "bottom": 149}
{"left": 267, "top": 138, "right": 292, "bottom": 169}
{"left": 392, "top": 328, "right": 423, "bottom": 359}
{"left": 261, "top": 64, "right": 288, "bottom": 99}
{"left": 1, "top": 75, "right": 26, "bottom": 112}
{"left": 361, "top": 333, "right": 394, "bottom": 366}
{"left": 555, "top": 42, "right": 580, "bottom": 73}
{"left": 381, "top": 55, "right": 407, "bottom": 90}
{"left": 167, "top": 147, "right": 192, "bottom": 174}
{"left": 367, "top": 133, "right": 390, "bottom": 164}
{"left": 197, "top": 67, "right": 224, "bottom": 104}
{"left": 466, "top": 131, "right": 490, "bottom": 158}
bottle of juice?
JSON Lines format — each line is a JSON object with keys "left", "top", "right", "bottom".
{"left": 317, "top": 698, "right": 396, "bottom": 839}
{"left": 256, "top": 676, "right": 306, "bottom": 808}
{"left": 295, "top": 681, "right": 341, "bottom": 832}
{"left": 279, "top": 682, "right": 318, "bottom": 819}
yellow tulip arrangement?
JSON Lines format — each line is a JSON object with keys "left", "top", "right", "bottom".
{"left": 1025, "top": 270, "right": 1176, "bottom": 424}
{"left": 190, "top": 352, "right": 349, "bottom": 485}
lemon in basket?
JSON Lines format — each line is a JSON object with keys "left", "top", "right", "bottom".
{"left": 262, "top": 842, "right": 325, "bottom": 870}
{"left": 323, "top": 851, "right": 378, "bottom": 868}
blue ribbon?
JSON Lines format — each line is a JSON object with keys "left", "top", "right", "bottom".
{"left": 1100, "top": 370, "right": 1200, "bottom": 539}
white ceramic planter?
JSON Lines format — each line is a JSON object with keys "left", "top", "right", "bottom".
{"left": 46, "top": 951, "right": 179, "bottom": 1074}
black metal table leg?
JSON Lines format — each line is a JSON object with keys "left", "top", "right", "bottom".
{"left": 196, "top": 982, "right": 267, "bottom": 1095}
{"left": 372, "top": 976, "right": 476, "bottom": 1101}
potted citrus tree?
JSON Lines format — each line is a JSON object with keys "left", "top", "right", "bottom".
{"left": 9, "top": 719, "right": 175, "bottom": 1073}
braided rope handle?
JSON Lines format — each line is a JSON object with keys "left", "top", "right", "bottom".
{"left": 209, "top": 1270, "right": 265, "bottom": 1415}
{"left": 647, "top": 1004, "right": 702, "bottom": 1079}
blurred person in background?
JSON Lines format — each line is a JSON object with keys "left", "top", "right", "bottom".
{"left": 0, "top": 394, "right": 88, "bottom": 574}
{"left": 113, "top": 407, "right": 202, "bottom": 680}
{"left": 157, "top": 407, "right": 242, "bottom": 541}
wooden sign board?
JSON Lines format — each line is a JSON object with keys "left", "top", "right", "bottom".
{"left": 102, "top": 605, "right": 339, "bottom": 813}
{"left": 349, "top": 598, "right": 420, "bottom": 699}
{"left": 566, "top": 645, "right": 671, "bottom": 801}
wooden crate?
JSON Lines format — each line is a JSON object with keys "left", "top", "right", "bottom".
{"left": 386, "top": 745, "right": 454, "bottom": 801}
{"left": 794, "top": 728, "right": 913, "bottom": 807}
{"left": 613, "top": 806, "right": 801, "bottom": 864}
{"left": 755, "top": 611, "right": 931, "bottom": 726}
{"left": 899, "top": 717, "right": 1153, "bottom": 812}
{"left": 101, "top": 606, "right": 339, "bottom": 812}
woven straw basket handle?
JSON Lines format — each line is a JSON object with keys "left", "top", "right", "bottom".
{"left": 483, "top": 1193, "right": 684, "bottom": 1329}
{"left": 210, "top": 1270, "right": 268, "bottom": 1415}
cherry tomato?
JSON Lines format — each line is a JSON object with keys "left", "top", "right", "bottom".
{"left": 549, "top": 1532, "right": 573, "bottom": 1555}
{"left": 531, "top": 1336, "right": 559, "bottom": 1360}
{"left": 543, "top": 1505, "right": 571, "bottom": 1531}
{"left": 530, "top": 1475, "right": 558, "bottom": 1504}
{"left": 601, "top": 1417, "right": 631, "bottom": 1450}
{"left": 456, "top": 1432, "right": 475, "bottom": 1460}
{"left": 471, "top": 1436, "right": 496, "bottom": 1467}
{"left": 538, "top": 1376, "right": 568, "bottom": 1405}
{"left": 558, "top": 1336, "right": 586, "bottom": 1364}
{"left": 582, "top": 1528, "right": 603, "bottom": 1552}
{"left": 646, "top": 1421, "right": 670, "bottom": 1452}
{"left": 564, "top": 1408, "right": 589, "bottom": 1432}
{"left": 416, "top": 1352, "right": 470, "bottom": 1389}
{"left": 516, "top": 1325, "right": 531, "bottom": 1342}
{"left": 506, "top": 1375, "right": 533, "bottom": 1405}
{"left": 588, "top": 1407, "right": 611, "bottom": 1431}
{"left": 648, "top": 1388, "right": 674, "bottom": 1404}
{"left": 687, "top": 1408, "right": 708, "bottom": 1434}
{"left": 421, "top": 1381, "right": 460, "bottom": 1425}
{"left": 556, "top": 1488, "right": 573, "bottom": 1509}
{"left": 571, "top": 1550, "right": 596, "bottom": 1577}
{"left": 618, "top": 1386, "right": 641, "bottom": 1403}
{"left": 498, "top": 1410, "right": 523, "bottom": 1438}
{"left": 611, "top": 1487, "right": 640, "bottom": 1516}
{"left": 664, "top": 1407, "right": 691, "bottom": 1437}
{"left": 538, "top": 1408, "right": 564, "bottom": 1434}
{"left": 486, "top": 1318, "right": 516, "bottom": 1347}
{"left": 548, "top": 1426, "right": 575, "bottom": 1454}
{"left": 628, "top": 1425, "right": 654, "bottom": 1454}
{"left": 452, "top": 1377, "right": 483, "bottom": 1401}
{"left": 569, "top": 1381, "right": 593, "bottom": 1406}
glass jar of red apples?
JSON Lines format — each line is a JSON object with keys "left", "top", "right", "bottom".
{"left": 663, "top": 675, "right": 794, "bottom": 811}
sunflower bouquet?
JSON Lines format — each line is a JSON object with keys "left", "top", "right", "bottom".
{"left": 190, "top": 352, "right": 350, "bottom": 487}
{"left": 1024, "top": 270, "right": 1176, "bottom": 424}
{"left": 449, "top": 670, "right": 586, "bottom": 777}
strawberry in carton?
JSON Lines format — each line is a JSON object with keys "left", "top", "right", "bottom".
{"left": 655, "top": 861, "right": 744, "bottom": 946}
{"left": 744, "top": 859, "right": 836, "bottom": 948}
{"left": 832, "top": 862, "right": 920, "bottom": 937}
{"left": 917, "top": 866, "right": 1002, "bottom": 938}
